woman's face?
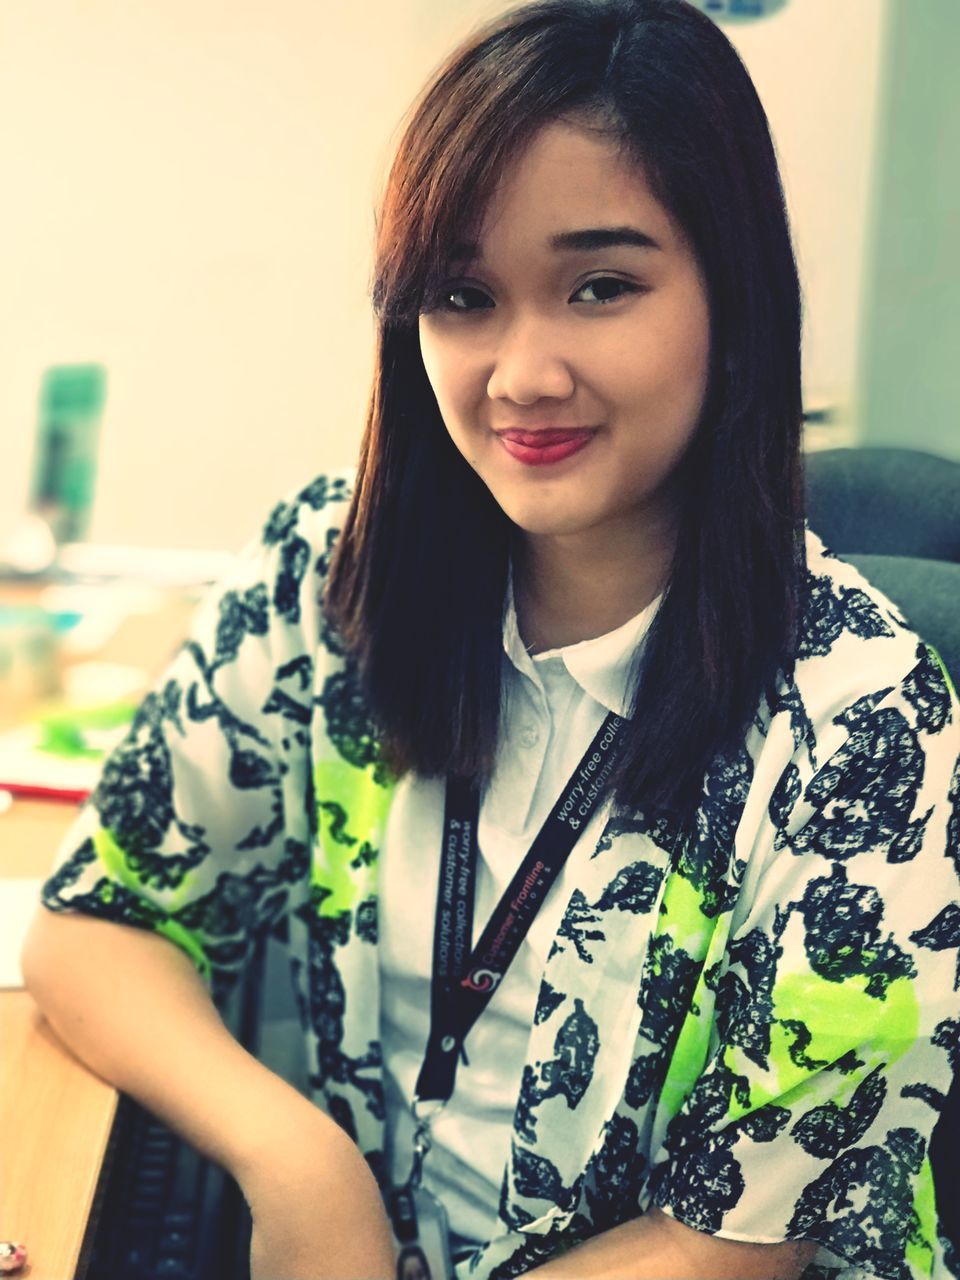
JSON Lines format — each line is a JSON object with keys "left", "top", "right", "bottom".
{"left": 418, "top": 119, "right": 711, "bottom": 547}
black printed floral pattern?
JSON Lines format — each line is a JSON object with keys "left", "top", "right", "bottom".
{"left": 38, "top": 483, "right": 960, "bottom": 1280}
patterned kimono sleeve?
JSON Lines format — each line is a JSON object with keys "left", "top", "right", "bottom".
{"left": 39, "top": 476, "right": 346, "bottom": 997}
{"left": 649, "top": 648, "right": 960, "bottom": 1280}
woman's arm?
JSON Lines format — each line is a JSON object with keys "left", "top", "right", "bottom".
{"left": 22, "top": 908, "right": 394, "bottom": 1280}
{"left": 524, "top": 1208, "right": 817, "bottom": 1280}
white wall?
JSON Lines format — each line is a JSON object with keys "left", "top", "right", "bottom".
{"left": 727, "top": 0, "right": 888, "bottom": 436}
{"left": 857, "top": 0, "right": 960, "bottom": 460}
{"left": 0, "top": 0, "right": 887, "bottom": 553}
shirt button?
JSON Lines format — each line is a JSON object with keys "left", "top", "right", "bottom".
{"left": 519, "top": 724, "right": 540, "bottom": 749}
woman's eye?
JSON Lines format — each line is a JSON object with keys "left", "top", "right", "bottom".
{"left": 442, "top": 285, "right": 493, "bottom": 312}
{"left": 572, "top": 276, "right": 640, "bottom": 305}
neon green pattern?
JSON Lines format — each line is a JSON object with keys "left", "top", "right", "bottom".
{"left": 312, "top": 758, "right": 397, "bottom": 917}
{"left": 92, "top": 827, "right": 211, "bottom": 977}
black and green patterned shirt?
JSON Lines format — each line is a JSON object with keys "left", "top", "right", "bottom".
{"left": 43, "top": 470, "right": 960, "bottom": 1280}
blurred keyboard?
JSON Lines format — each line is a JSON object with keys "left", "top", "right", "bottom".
{"left": 81, "top": 939, "right": 266, "bottom": 1280}
{"left": 83, "top": 1097, "right": 250, "bottom": 1280}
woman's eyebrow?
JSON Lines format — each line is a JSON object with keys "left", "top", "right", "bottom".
{"left": 550, "top": 226, "right": 662, "bottom": 252}
{"left": 448, "top": 226, "right": 662, "bottom": 264}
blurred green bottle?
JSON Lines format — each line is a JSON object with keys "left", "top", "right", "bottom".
{"left": 30, "top": 363, "right": 107, "bottom": 544}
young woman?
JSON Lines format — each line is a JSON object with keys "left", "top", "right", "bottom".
{"left": 23, "top": 2, "right": 960, "bottom": 1279}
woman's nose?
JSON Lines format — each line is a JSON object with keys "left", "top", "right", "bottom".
{"left": 485, "top": 317, "right": 575, "bottom": 405}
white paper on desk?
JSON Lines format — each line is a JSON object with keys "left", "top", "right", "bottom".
{"left": 0, "top": 724, "right": 104, "bottom": 795}
{"left": 0, "top": 878, "right": 43, "bottom": 988}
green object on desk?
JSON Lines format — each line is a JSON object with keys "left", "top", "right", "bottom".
{"left": 37, "top": 700, "right": 137, "bottom": 760}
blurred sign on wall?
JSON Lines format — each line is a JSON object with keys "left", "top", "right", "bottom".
{"left": 693, "top": 0, "right": 789, "bottom": 20}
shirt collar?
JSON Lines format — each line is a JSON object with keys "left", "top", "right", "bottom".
{"left": 502, "top": 559, "right": 661, "bottom": 718}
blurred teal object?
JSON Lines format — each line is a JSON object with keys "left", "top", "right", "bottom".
{"left": 0, "top": 604, "right": 83, "bottom": 633}
{"left": 693, "top": 0, "right": 788, "bottom": 20}
{"left": 30, "top": 363, "right": 108, "bottom": 543}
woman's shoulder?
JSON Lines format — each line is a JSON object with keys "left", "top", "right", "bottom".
{"left": 175, "top": 468, "right": 359, "bottom": 678}
{"left": 225, "top": 467, "right": 358, "bottom": 608}
{"left": 789, "top": 526, "right": 956, "bottom": 730}
{"left": 254, "top": 467, "right": 358, "bottom": 559}
{"left": 741, "top": 528, "right": 957, "bottom": 834}
{"left": 726, "top": 531, "right": 960, "bottom": 938}
{"left": 798, "top": 526, "right": 932, "bottom": 673}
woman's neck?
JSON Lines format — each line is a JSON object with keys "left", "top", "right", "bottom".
{"left": 512, "top": 514, "right": 675, "bottom": 655}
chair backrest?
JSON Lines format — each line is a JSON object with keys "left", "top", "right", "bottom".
{"left": 805, "top": 447, "right": 960, "bottom": 563}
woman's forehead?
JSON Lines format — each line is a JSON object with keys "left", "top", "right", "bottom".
{"left": 448, "top": 122, "right": 676, "bottom": 265}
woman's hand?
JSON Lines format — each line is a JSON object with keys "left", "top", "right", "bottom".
{"left": 236, "top": 1103, "right": 395, "bottom": 1280}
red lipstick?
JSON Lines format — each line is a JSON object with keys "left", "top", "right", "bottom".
{"left": 496, "top": 428, "right": 596, "bottom": 467}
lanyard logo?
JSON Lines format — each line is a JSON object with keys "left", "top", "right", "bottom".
{"left": 416, "top": 711, "right": 627, "bottom": 1104}
{"left": 461, "top": 967, "right": 502, "bottom": 993}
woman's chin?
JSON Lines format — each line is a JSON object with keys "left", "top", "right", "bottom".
{"left": 499, "top": 498, "right": 604, "bottom": 541}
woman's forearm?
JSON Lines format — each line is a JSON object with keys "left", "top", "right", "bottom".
{"left": 524, "top": 1207, "right": 817, "bottom": 1280}
{"left": 22, "top": 908, "right": 395, "bottom": 1279}
{"left": 22, "top": 908, "right": 331, "bottom": 1178}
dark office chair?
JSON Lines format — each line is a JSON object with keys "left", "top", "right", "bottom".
{"left": 805, "top": 446, "right": 960, "bottom": 562}
{"left": 805, "top": 445, "right": 960, "bottom": 1258}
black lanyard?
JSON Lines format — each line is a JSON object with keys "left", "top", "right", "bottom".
{"left": 414, "top": 710, "right": 627, "bottom": 1103}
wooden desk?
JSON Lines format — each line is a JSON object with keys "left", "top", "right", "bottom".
{"left": 0, "top": 587, "right": 196, "bottom": 1278}
{"left": 0, "top": 800, "right": 117, "bottom": 1280}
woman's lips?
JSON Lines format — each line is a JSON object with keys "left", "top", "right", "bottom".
{"left": 496, "top": 428, "right": 596, "bottom": 467}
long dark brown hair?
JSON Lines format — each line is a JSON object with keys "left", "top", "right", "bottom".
{"left": 325, "top": 0, "right": 805, "bottom": 815}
